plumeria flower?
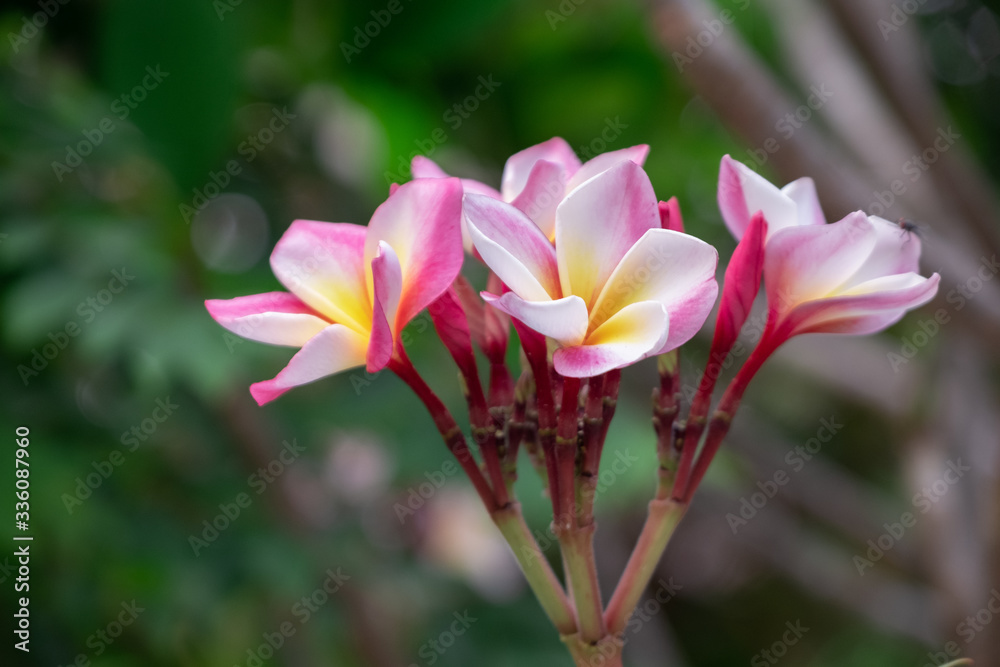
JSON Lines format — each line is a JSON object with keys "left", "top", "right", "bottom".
{"left": 716, "top": 155, "right": 940, "bottom": 348}
{"left": 205, "top": 178, "right": 464, "bottom": 405}
{"left": 412, "top": 137, "right": 649, "bottom": 249}
{"left": 464, "top": 160, "right": 719, "bottom": 377}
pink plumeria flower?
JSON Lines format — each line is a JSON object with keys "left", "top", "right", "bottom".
{"left": 716, "top": 155, "right": 940, "bottom": 348}
{"left": 464, "top": 160, "right": 719, "bottom": 377}
{"left": 412, "top": 137, "right": 649, "bottom": 249}
{"left": 205, "top": 178, "right": 464, "bottom": 405}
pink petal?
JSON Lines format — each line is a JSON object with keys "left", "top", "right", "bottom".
{"left": 364, "top": 178, "right": 465, "bottom": 329}
{"left": 428, "top": 285, "right": 481, "bottom": 383}
{"left": 589, "top": 229, "right": 718, "bottom": 350}
{"left": 841, "top": 216, "right": 923, "bottom": 287}
{"left": 717, "top": 155, "right": 797, "bottom": 241}
{"left": 566, "top": 144, "right": 650, "bottom": 191}
{"left": 411, "top": 155, "right": 451, "bottom": 180}
{"left": 659, "top": 197, "right": 684, "bottom": 233}
{"left": 205, "top": 292, "right": 331, "bottom": 347}
{"left": 249, "top": 324, "right": 369, "bottom": 405}
{"left": 784, "top": 272, "right": 940, "bottom": 336}
{"left": 780, "top": 177, "right": 826, "bottom": 227}
{"left": 510, "top": 159, "right": 567, "bottom": 240}
{"left": 270, "top": 220, "right": 371, "bottom": 333}
{"left": 555, "top": 160, "right": 660, "bottom": 308}
{"left": 482, "top": 291, "right": 589, "bottom": 347}
{"left": 501, "top": 137, "right": 581, "bottom": 201}
{"left": 710, "top": 212, "right": 768, "bottom": 356}
{"left": 465, "top": 194, "right": 560, "bottom": 300}
{"left": 554, "top": 301, "right": 669, "bottom": 377}
{"left": 764, "top": 211, "right": 875, "bottom": 317}
{"left": 367, "top": 242, "right": 402, "bottom": 372}
{"left": 410, "top": 155, "right": 502, "bottom": 198}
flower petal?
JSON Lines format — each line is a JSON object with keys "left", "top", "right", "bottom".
{"left": 410, "top": 155, "right": 503, "bottom": 199}
{"left": 589, "top": 228, "right": 718, "bottom": 353}
{"left": 501, "top": 137, "right": 581, "bottom": 201}
{"left": 364, "top": 178, "right": 465, "bottom": 329}
{"left": 659, "top": 197, "right": 684, "bottom": 233}
{"left": 465, "top": 194, "right": 560, "bottom": 300}
{"left": 367, "top": 242, "right": 402, "bottom": 372}
{"left": 270, "top": 221, "right": 371, "bottom": 333}
{"left": 780, "top": 177, "right": 826, "bottom": 227}
{"left": 482, "top": 291, "right": 588, "bottom": 347}
{"left": 840, "top": 216, "right": 923, "bottom": 288}
{"left": 710, "top": 212, "right": 768, "bottom": 356}
{"left": 555, "top": 160, "right": 660, "bottom": 308}
{"left": 717, "top": 155, "right": 798, "bottom": 240}
{"left": 249, "top": 324, "right": 369, "bottom": 405}
{"left": 205, "top": 292, "right": 330, "bottom": 347}
{"left": 554, "top": 301, "right": 669, "bottom": 377}
{"left": 764, "top": 211, "right": 875, "bottom": 315}
{"left": 566, "top": 144, "right": 650, "bottom": 191}
{"left": 510, "top": 159, "right": 567, "bottom": 240}
{"left": 410, "top": 155, "right": 450, "bottom": 180}
{"left": 785, "top": 272, "right": 940, "bottom": 335}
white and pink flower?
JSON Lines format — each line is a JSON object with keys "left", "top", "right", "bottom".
{"left": 716, "top": 155, "right": 940, "bottom": 346}
{"left": 206, "top": 178, "right": 464, "bottom": 405}
{"left": 412, "top": 137, "right": 649, "bottom": 248}
{"left": 464, "top": 160, "right": 719, "bottom": 377}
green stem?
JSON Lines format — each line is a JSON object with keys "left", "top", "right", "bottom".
{"left": 558, "top": 523, "right": 606, "bottom": 644}
{"left": 562, "top": 633, "right": 624, "bottom": 667}
{"left": 604, "top": 498, "right": 687, "bottom": 635}
{"left": 492, "top": 504, "right": 577, "bottom": 636}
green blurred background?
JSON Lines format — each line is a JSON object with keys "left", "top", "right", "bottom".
{"left": 3, "top": 0, "right": 1000, "bottom": 665}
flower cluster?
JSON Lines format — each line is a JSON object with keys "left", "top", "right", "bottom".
{"left": 207, "top": 139, "right": 939, "bottom": 666}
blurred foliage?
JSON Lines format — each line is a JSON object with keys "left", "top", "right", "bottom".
{"left": 1, "top": 0, "right": 998, "bottom": 665}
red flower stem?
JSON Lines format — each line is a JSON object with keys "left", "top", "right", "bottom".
{"left": 598, "top": 369, "right": 621, "bottom": 448}
{"left": 555, "top": 375, "right": 581, "bottom": 529}
{"left": 517, "top": 324, "right": 562, "bottom": 518}
{"left": 578, "top": 374, "right": 605, "bottom": 524}
{"left": 653, "top": 352, "right": 681, "bottom": 499}
{"left": 388, "top": 349, "right": 497, "bottom": 513}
